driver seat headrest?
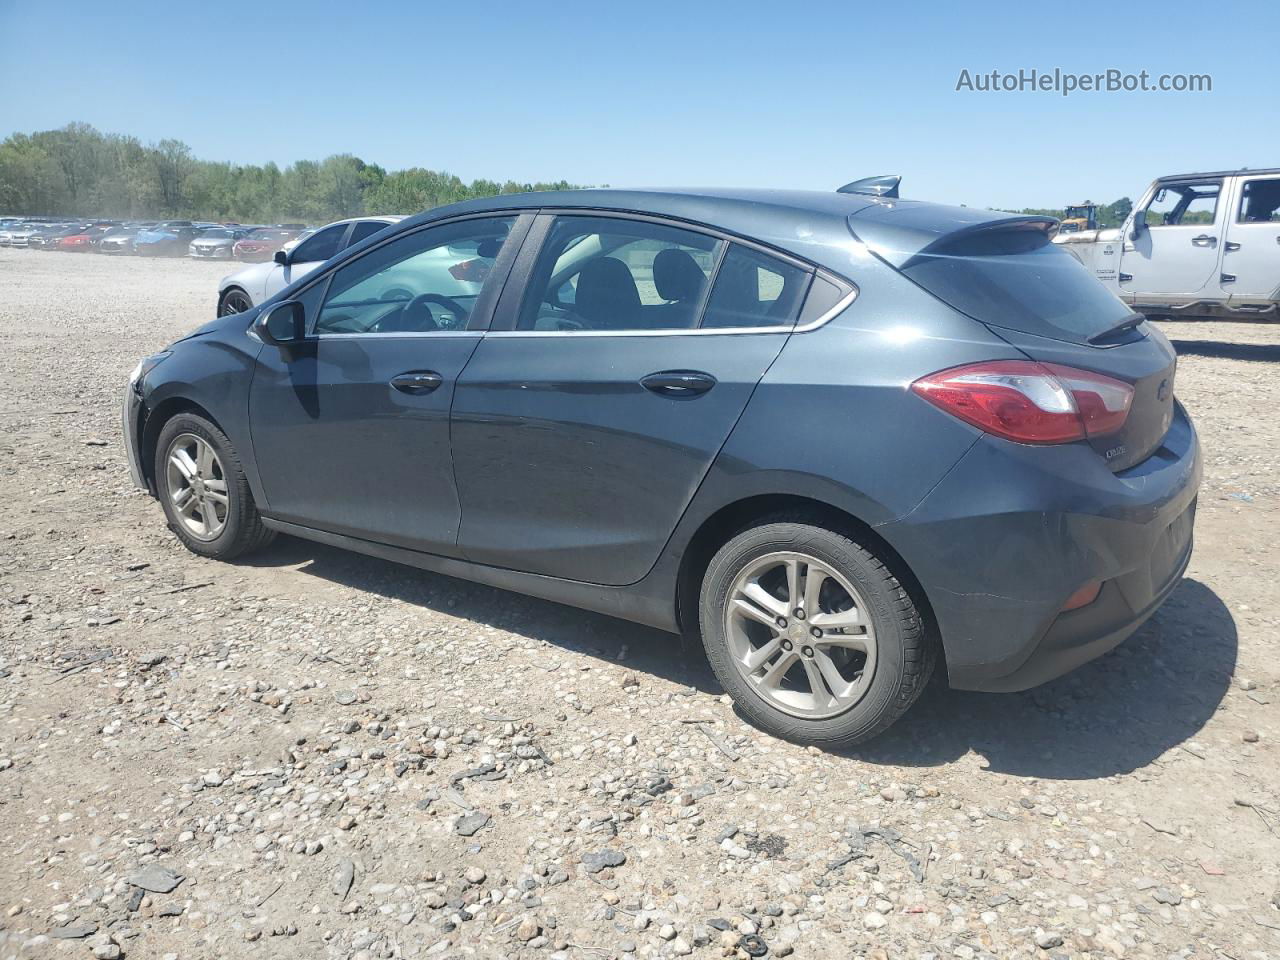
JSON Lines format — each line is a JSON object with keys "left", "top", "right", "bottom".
{"left": 575, "top": 256, "right": 641, "bottom": 328}
{"left": 652, "top": 248, "right": 707, "bottom": 302}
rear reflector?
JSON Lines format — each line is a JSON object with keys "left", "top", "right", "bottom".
{"left": 1061, "top": 580, "right": 1103, "bottom": 612}
{"left": 910, "top": 360, "right": 1133, "bottom": 445}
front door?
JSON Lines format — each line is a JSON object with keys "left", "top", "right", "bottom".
{"left": 1120, "top": 178, "right": 1224, "bottom": 301}
{"left": 452, "top": 214, "right": 816, "bottom": 586}
{"left": 248, "top": 215, "right": 523, "bottom": 553}
{"left": 1221, "top": 174, "right": 1280, "bottom": 301}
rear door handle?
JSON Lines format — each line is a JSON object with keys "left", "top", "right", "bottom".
{"left": 390, "top": 371, "right": 443, "bottom": 395}
{"left": 1224, "top": 240, "right": 1241, "bottom": 252}
{"left": 1190, "top": 234, "right": 1217, "bottom": 247}
{"left": 640, "top": 370, "right": 717, "bottom": 398}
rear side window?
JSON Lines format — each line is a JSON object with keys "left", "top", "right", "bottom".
{"left": 702, "top": 244, "right": 810, "bottom": 329}
{"left": 1238, "top": 179, "right": 1280, "bottom": 223}
{"left": 517, "top": 216, "right": 721, "bottom": 332}
{"left": 898, "top": 228, "right": 1134, "bottom": 345}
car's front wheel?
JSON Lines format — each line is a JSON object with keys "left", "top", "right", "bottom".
{"left": 218, "top": 287, "right": 254, "bottom": 316}
{"left": 699, "top": 520, "right": 934, "bottom": 746}
{"left": 154, "top": 413, "right": 275, "bottom": 560}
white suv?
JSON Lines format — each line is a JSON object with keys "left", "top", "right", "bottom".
{"left": 1056, "top": 168, "right": 1280, "bottom": 321}
{"left": 217, "top": 216, "right": 404, "bottom": 315}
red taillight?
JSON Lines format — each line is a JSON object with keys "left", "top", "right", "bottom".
{"left": 911, "top": 360, "right": 1133, "bottom": 445}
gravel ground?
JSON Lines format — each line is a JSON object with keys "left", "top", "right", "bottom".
{"left": 1, "top": 248, "right": 1278, "bottom": 960}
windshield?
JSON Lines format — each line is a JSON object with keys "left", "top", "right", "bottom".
{"left": 897, "top": 229, "right": 1133, "bottom": 345}
{"left": 200, "top": 229, "right": 235, "bottom": 239}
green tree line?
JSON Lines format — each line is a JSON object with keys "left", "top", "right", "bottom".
{"left": 0, "top": 123, "right": 580, "bottom": 223}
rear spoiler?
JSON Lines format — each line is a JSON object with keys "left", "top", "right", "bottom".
{"left": 901, "top": 216, "right": 1061, "bottom": 265}
{"left": 849, "top": 211, "right": 1062, "bottom": 269}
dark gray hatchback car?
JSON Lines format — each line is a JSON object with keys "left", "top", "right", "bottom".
{"left": 123, "top": 182, "right": 1200, "bottom": 745}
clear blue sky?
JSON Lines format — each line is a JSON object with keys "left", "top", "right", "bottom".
{"left": 2, "top": 0, "right": 1275, "bottom": 210}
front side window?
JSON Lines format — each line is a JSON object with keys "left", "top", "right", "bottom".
{"left": 1141, "top": 181, "right": 1220, "bottom": 227}
{"left": 314, "top": 217, "right": 515, "bottom": 335}
{"left": 1238, "top": 179, "right": 1280, "bottom": 223}
{"left": 291, "top": 223, "right": 347, "bottom": 262}
{"left": 518, "top": 216, "right": 721, "bottom": 331}
{"left": 702, "top": 244, "right": 811, "bottom": 329}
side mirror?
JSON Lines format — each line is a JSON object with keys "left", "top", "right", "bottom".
{"left": 1130, "top": 217, "right": 1147, "bottom": 241}
{"left": 254, "top": 300, "right": 305, "bottom": 346}
{"left": 273, "top": 249, "right": 289, "bottom": 266}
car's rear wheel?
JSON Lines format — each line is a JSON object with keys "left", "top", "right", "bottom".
{"left": 218, "top": 288, "right": 253, "bottom": 316}
{"left": 699, "top": 520, "right": 933, "bottom": 746}
{"left": 154, "top": 413, "right": 275, "bottom": 560}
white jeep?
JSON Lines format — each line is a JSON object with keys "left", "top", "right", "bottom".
{"left": 1055, "top": 168, "right": 1280, "bottom": 321}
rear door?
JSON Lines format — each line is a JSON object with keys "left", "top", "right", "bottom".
{"left": 1120, "top": 178, "right": 1225, "bottom": 300}
{"left": 1221, "top": 174, "right": 1280, "bottom": 301}
{"left": 451, "top": 213, "right": 815, "bottom": 585}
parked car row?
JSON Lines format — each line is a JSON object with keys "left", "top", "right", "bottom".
{"left": 0, "top": 217, "right": 313, "bottom": 261}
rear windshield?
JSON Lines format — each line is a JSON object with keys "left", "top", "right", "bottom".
{"left": 897, "top": 230, "right": 1133, "bottom": 344}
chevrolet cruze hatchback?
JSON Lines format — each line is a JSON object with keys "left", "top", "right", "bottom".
{"left": 123, "top": 181, "right": 1200, "bottom": 745}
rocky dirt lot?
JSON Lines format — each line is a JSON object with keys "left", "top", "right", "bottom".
{"left": 0, "top": 248, "right": 1278, "bottom": 960}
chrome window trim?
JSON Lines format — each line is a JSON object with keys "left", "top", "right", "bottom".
{"left": 794, "top": 286, "right": 859, "bottom": 332}
{"left": 485, "top": 326, "right": 792, "bottom": 339}
{"left": 313, "top": 330, "right": 483, "bottom": 341}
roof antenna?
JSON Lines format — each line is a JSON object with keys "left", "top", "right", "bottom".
{"left": 837, "top": 175, "right": 901, "bottom": 198}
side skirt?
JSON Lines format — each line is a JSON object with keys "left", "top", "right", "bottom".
{"left": 260, "top": 517, "right": 680, "bottom": 633}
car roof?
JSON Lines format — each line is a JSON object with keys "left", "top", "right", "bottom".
{"left": 395, "top": 187, "right": 1040, "bottom": 271}
{"left": 1159, "top": 168, "right": 1280, "bottom": 180}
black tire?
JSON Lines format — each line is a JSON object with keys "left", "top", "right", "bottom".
{"left": 699, "top": 519, "right": 934, "bottom": 746}
{"left": 218, "top": 287, "right": 254, "bottom": 317}
{"left": 154, "top": 412, "right": 275, "bottom": 560}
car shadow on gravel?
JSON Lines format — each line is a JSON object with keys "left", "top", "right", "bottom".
{"left": 844, "top": 578, "right": 1237, "bottom": 780}
{"left": 249, "top": 537, "right": 723, "bottom": 694}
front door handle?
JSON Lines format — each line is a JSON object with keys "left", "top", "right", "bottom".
{"left": 640, "top": 370, "right": 717, "bottom": 398}
{"left": 390, "top": 371, "right": 443, "bottom": 395}
{"left": 1190, "top": 234, "right": 1217, "bottom": 247}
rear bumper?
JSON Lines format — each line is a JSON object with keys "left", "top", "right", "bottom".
{"left": 963, "top": 523, "right": 1193, "bottom": 691}
{"left": 877, "top": 403, "right": 1201, "bottom": 692}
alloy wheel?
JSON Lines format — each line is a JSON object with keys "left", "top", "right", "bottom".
{"left": 723, "top": 551, "right": 877, "bottom": 718}
{"left": 218, "top": 290, "right": 253, "bottom": 316}
{"left": 165, "top": 433, "right": 229, "bottom": 541}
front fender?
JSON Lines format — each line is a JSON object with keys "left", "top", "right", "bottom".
{"left": 137, "top": 328, "right": 266, "bottom": 505}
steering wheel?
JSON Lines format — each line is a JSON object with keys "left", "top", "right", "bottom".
{"left": 405, "top": 293, "right": 468, "bottom": 330}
